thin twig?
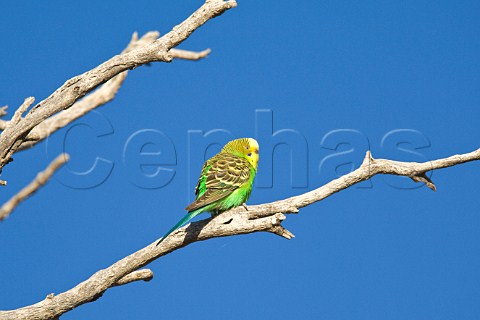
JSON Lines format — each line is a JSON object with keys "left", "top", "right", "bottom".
{"left": 8, "top": 97, "right": 34, "bottom": 127}
{"left": 170, "top": 48, "right": 211, "bottom": 60}
{"left": 0, "top": 154, "right": 69, "bottom": 222}
{"left": 0, "top": 98, "right": 35, "bottom": 175}
{"left": 0, "top": 106, "right": 8, "bottom": 118}
{"left": 113, "top": 269, "right": 154, "bottom": 287}
{"left": 0, "top": 106, "right": 8, "bottom": 130}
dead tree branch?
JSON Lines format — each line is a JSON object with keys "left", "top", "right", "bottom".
{"left": 0, "top": 0, "right": 236, "bottom": 173}
{"left": 0, "top": 153, "right": 69, "bottom": 222}
{"left": 1, "top": 148, "right": 478, "bottom": 320}
{"left": 170, "top": 48, "right": 212, "bottom": 60}
{"left": 13, "top": 31, "right": 159, "bottom": 151}
{"left": 11, "top": 34, "right": 211, "bottom": 151}
{"left": 113, "top": 269, "right": 154, "bottom": 287}
{"left": 0, "top": 107, "right": 8, "bottom": 130}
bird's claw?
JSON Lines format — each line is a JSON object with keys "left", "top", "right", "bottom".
{"left": 242, "top": 203, "right": 249, "bottom": 211}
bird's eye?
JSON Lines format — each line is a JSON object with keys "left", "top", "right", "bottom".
{"left": 255, "top": 150, "right": 258, "bottom": 154}
{"left": 248, "top": 153, "right": 252, "bottom": 157}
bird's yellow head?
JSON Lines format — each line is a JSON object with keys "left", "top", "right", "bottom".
{"left": 222, "top": 138, "right": 259, "bottom": 169}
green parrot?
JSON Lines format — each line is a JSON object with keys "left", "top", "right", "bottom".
{"left": 157, "top": 138, "right": 259, "bottom": 245}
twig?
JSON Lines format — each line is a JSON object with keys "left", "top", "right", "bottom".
{"left": 0, "top": 106, "right": 8, "bottom": 130}
{"left": 8, "top": 97, "right": 34, "bottom": 127}
{"left": 0, "top": 98, "right": 35, "bottom": 181}
{"left": 1, "top": 147, "right": 478, "bottom": 320}
{"left": 0, "top": 154, "right": 69, "bottom": 222}
{"left": 113, "top": 269, "right": 154, "bottom": 287}
{"left": 170, "top": 48, "right": 211, "bottom": 60}
{"left": 0, "top": 106, "right": 8, "bottom": 118}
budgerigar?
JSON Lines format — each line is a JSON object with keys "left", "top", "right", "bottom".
{"left": 157, "top": 138, "right": 259, "bottom": 245}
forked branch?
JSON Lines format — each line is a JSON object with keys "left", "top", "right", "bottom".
{"left": 0, "top": 0, "right": 237, "bottom": 173}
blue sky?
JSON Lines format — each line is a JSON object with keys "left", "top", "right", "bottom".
{"left": 1, "top": 1, "right": 480, "bottom": 319}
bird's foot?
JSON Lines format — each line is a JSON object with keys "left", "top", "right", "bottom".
{"left": 242, "top": 203, "right": 249, "bottom": 211}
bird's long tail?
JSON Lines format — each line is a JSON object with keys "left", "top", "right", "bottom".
{"left": 156, "top": 209, "right": 202, "bottom": 246}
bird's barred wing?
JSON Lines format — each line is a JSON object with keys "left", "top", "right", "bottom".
{"left": 185, "top": 154, "right": 252, "bottom": 212}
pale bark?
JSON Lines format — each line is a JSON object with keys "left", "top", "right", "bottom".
{"left": 0, "top": 0, "right": 236, "bottom": 172}
{"left": 1, "top": 149, "right": 479, "bottom": 320}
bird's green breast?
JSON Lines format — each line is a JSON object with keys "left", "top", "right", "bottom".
{"left": 215, "top": 167, "right": 255, "bottom": 212}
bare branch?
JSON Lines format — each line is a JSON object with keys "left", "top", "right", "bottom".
{"left": 0, "top": 0, "right": 237, "bottom": 171}
{"left": 0, "top": 154, "right": 69, "bottom": 222}
{"left": 0, "top": 98, "right": 35, "bottom": 182}
{"left": 1, "top": 147, "right": 478, "bottom": 320}
{"left": 0, "top": 106, "right": 7, "bottom": 118}
{"left": 170, "top": 48, "right": 211, "bottom": 60}
{"left": 8, "top": 97, "right": 34, "bottom": 127}
{"left": 113, "top": 269, "right": 154, "bottom": 287}
{"left": 0, "top": 98, "right": 34, "bottom": 135}
{"left": 14, "top": 38, "right": 211, "bottom": 151}
{"left": 268, "top": 213, "right": 296, "bottom": 240}
{"left": 0, "top": 106, "right": 9, "bottom": 130}
{"left": 15, "top": 32, "right": 159, "bottom": 151}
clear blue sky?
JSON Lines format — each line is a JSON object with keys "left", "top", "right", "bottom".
{"left": 1, "top": 1, "right": 480, "bottom": 319}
